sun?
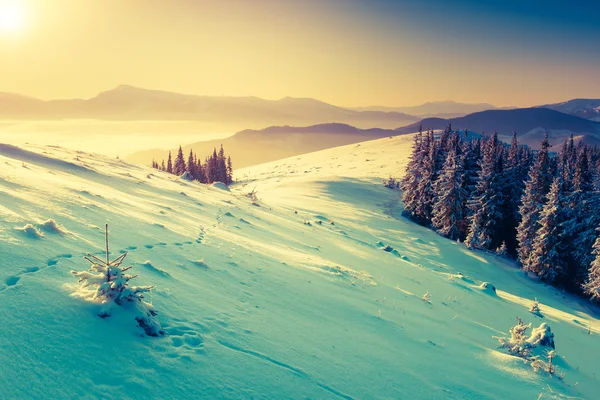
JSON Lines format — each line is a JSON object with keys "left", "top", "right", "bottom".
{"left": 0, "top": 2, "right": 24, "bottom": 34}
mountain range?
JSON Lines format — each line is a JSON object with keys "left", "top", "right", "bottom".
{"left": 3, "top": 85, "right": 600, "bottom": 163}
{"left": 126, "top": 123, "right": 398, "bottom": 168}
{"left": 0, "top": 85, "right": 418, "bottom": 129}
{"left": 127, "top": 106, "right": 600, "bottom": 168}
{"left": 351, "top": 101, "right": 513, "bottom": 118}
{"left": 395, "top": 108, "right": 600, "bottom": 148}
{"left": 537, "top": 99, "right": 600, "bottom": 122}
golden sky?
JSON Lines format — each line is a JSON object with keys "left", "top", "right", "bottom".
{"left": 1, "top": 0, "right": 599, "bottom": 107}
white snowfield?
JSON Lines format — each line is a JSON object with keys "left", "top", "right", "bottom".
{"left": 0, "top": 136, "right": 599, "bottom": 399}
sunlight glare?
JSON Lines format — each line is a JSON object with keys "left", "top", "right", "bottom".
{"left": 0, "top": 1, "right": 24, "bottom": 34}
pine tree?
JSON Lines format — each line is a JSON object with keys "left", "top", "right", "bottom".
{"left": 499, "top": 132, "right": 524, "bottom": 253}
{"left": 496, "top": 241, "right": 508, "bottom": 257}
{"left": 70, "top": 224, "right": 163, "bottom": 336}
{"left": 209, "top": 148, "right": 219, "bottom": 183}
{"left": 562, "top": 146, "right": 599, "bottom": 289}
{"left": 166, "top": 151, "right": 173, "bottom": 174}
{"left": 187, "top": 149, "right": 196, "bottom": 179}
{"left": 431, "top": 134, "right": 468, "bottom": 240}
{"left": 227, "top": 156, "right": 233, "bottom": 185}
{"left": 465, "top": 133, "right": 504, "bottom": 250}
{"left": 412, "top": 130, "right": 440, "bottom": 224}
{"left": 160, "top": 160, "right": 166, "bottom": 171}
{"left": 217, "top": 145, "right": 227, "bottom": 183}
{"left": 197, "top": 158, "right": 206, "bottom": 184}
{"left": 461, "top": 136, "right": 482, "bottom": 207}
{"left": 559, "top": 134, "right": 576, "bottom": 188}
{"left": 583, "top": 233, "right": 600, "bottom": 302}
{"left": 517, "top": 134, "right": 552, "bottom": 269}
{"left": 174, "top": 146, "right": 186, "bottom": 176}
{"left": 401, "top": 130, "right": 424, "bottom": 220}
{"left": 529, "top": 177, "right": 567, "bottom": 283}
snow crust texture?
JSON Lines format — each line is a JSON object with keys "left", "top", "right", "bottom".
{"left": 0, "top": 136, "right": 599, "bottom": 399}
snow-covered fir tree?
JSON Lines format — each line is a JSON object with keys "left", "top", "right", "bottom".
{"left": 158, "top": 145, "right": 234, "bottom": 185}
{"left": 401, "top": 129, "right": 424, "bottom": 221}
{"left": 412, "top": 130, "right": 440, "bottom": 225}
{"left": 166, "top": 151, "right": 173, "bottom": 174}
{"left": 174, "top": 146, "right": 186, "bottom": 176}
{"left": 499, "top": 132, "right": 526, "bottom": 253}
{"left": 187, "top": 149, "right": 196, "bottom": 179}
{"left": 431, "top": 134, "right": 468, "bottom": 240}
{"left": 528, "top": 177, "right": 567, "bottom": 283}
{"left": 517, "top": 134, "right": 552, "bottom": 270}
{"left": 496, "top": 241, "right": 508, "bottom": 257}
{"left": 71, "top": 225, "right": 164, "bottom": 336}
{"left": 397, "top": 128, "right": 600, "bottom": 300}
{"left": 465, "top": 133, "right": 504, "bottom": 250}
{"left": 583, "top": 233, "right": 600, "bottom": 302}
{"left": 227, "top": 156, "right": 233, "bottom": 185}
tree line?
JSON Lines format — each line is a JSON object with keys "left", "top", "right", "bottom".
{"left": 401, "top": 127, "right": 600, "bottom": 301}
{"left": 152, "top": 145, "right": 233, "bottom": 185}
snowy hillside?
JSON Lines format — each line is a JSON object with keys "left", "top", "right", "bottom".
{"left": 1, "top": 137, "right": 599, "bottom": 399}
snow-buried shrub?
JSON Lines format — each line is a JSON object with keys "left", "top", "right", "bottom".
{"left": 497, "top": 318, "right": 558, "bottom": 377}
{"left": 15, "top": 224, "right": 43, "bottom": 239}
{"left": 70, "top": 225, "right": 164, "bottom": 337}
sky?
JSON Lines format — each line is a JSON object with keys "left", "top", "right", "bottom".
{"left": 0, "top": 0, "right": 599, "bottom": 107}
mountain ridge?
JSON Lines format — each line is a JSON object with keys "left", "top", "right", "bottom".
{"left": 0, "top": 85, "right": 418, "bottom": 129}
{"left": 126, "top": 122, "right": 401, "bottom": 168}
{"left": 395, "top": 107, "right": 600, "bottom": 147}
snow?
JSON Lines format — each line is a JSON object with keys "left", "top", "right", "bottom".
{"left": 0, "top": 135, "right": 599, "bottom": 399}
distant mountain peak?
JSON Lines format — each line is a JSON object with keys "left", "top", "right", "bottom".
{"left": 113, "top": 84, "right": 144, "bottom": 91}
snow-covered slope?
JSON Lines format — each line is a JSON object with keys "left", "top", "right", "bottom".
{"left": 1, "top": 137, "right": 599, "bottom": 399}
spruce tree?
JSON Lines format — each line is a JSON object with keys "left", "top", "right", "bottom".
{"left": 174, "top": 146, "right": 186, "bottom": 176}
{"left": 498, "top": 132, "right": 525, "bottom": 253}
{"left": 583, "top": 233, "right": 600, "bottom": 302}
{"left": 166, "top": 151, "right": 173, "bottom": 174}
{"left": 401, "top": 130, "right": 424, "bottom": 220}
{"left": 187, "top": 149, "right": 196, "bottom": 179}
{"left": 461, "top": 136, "right": 482, "bottom": 207}
{"left": 227, "top": 156, "right": 233, "bottom": 185}
{"left": 517, "top": 134, "right": 552, "bottom": 269}
{"left": 562, "top": 146, "right": 599, "bottom": 289}
{"left": 207, "top": 149, "right": 219, "bottom": 183}
{"left": 465, "top": 133, "right": 504, "bottom": 250}
{"left": 431, "top": 134, "right": 468, "bottom": 240}
{"left": 218, "top": 145, "right": 227, "bottom": 183}
{"left": 412, "top": 131, "right": 440, "bottom": 225}
{"left": 529, "top": 177, "right": 567, "bottom": 283}
{"left": 197, "top": 158, "right": 206, "bottom": 184}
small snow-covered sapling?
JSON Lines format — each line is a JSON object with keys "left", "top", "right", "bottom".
{"left": 530, "top": 298, "right": 543, "bottom": 317}
{"left": 422, "top": 291, "right": 431, "bottom": 304}
{"left": 70, "top": 224, "right": 164, "bottom": 336}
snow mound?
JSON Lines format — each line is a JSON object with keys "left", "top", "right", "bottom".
{"left": 37, "top": 219, "right": 67, "bottom": 234}
{"left": 478, "top": 282, "right": 497, "bottom": 294}
{"left": 179, "top": 171, "right": 193, "bottom": 181}
{"left": 526, "top": 323, "right": 555, "bottom": 350}
{"left": 141, "top": 261, "right": 171, "bottom": 277}
{"left": 192, "top": 259, "right": 209, "bottom": 268}
{"left": 210, "top": 181, "right": 230, "bottom": 191}
{"left": 15, "top": 223, "right": 43, "bottom": 239}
